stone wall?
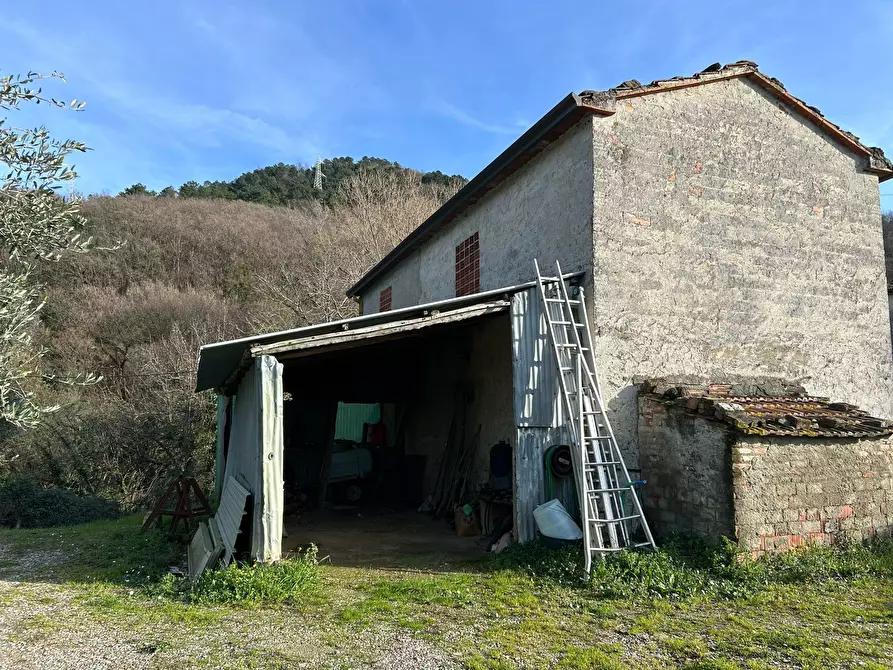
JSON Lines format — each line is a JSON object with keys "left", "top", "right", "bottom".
{"left": 637, "top": 395, "right": 735, "bottom": 539}
{"left": 733, "top": 435, "right": 893, "bottom": 553}
{"left": 358, "top": 117, "right": 595, "bottom": 314}
{"left": 592, "top": 76, "right": 893, "bottom": 468}
{"left": 360, "top": 251, "right": 422, "bottom": 316}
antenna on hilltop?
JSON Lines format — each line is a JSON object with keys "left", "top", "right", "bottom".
{"left": 313, "top": 156, "right": 326, "bottom": 191}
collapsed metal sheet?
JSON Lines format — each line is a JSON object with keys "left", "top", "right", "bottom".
{"left": 214, "top": 476, "right": 250, "bottom": 567}
{"left": 187, "top": 521, "right": 222, "bottom": 581}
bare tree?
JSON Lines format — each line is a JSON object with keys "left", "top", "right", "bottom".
{"left": 257, "top": 169, "right": 461, "bottom": 327}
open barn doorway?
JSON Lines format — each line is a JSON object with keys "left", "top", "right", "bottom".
{"left": 278, "top": 313, "right": 515, "bottom": 568}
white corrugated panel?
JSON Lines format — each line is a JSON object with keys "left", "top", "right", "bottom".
{"left": 511, "top": 288, "right": 575, "bottom": 543}
{"left": 510, "top": 288, "right": 564, "bottom": 428}
{"left": 214, "top": 476, "right": 251, "bottom": 567}
{"left": 223, "top": 355, "right": 284, "bottom": 563}
{"left": 188, "top": 521, "right": 222, "bottom": 580}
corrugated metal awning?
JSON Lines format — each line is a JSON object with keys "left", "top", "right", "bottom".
{"left": 251, "top": 301, "right": 508, "bottom": 360}
{"left": 196, "top": 273, "right": 581, "bottom": 393}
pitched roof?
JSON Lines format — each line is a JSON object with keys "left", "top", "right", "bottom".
{"left": 585, "top": 60, "right": 893, "bottom": 180}
{"left": 639, "top": 378, "right": 893, "bottom": 439}
{"left": 348, "top": 61, "right": 892, "bottom": 298}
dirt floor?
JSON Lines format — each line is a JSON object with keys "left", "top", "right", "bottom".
{"left": 283, "top": 508, "right": 488, "bottom": 568}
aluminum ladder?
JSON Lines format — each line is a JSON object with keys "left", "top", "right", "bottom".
{"left": 534, "top": 259, "right": 657, "bottom": 573}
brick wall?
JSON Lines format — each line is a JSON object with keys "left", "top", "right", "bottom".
{"left": 733, "top": 436, "right": 893, "bottom": 554}
{"left": 638, "top": 395, "right": 735, "bottom": 539}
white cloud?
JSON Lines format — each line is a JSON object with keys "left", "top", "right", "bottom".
{"left": 432, "top": 99, "right": 516, "bottom": 135}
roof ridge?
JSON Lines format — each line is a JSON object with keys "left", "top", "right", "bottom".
{"left": 348, "top": 61, "right": 893, "bottom": 297}
{"left": 579, "top": 60, "right": 893, "bottom": 176}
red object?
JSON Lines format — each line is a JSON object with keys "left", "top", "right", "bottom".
{"left": 379, "top": 286, "right": 392, "bottom": 311}
{"left": 455, "top": 232, "right": 480, "bottom": 296}
{"left": 367, "top": 421, "right": 387, "bottom": 447}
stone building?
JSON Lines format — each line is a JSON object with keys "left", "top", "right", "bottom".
{"left": 349, "top": 60, "right": 893, "bottom": 468}
{"left": 638, "top": 378, "right": 893, "bottom": 553}
{"left": 197, "top": 61, "right": 893, "bottom": 561}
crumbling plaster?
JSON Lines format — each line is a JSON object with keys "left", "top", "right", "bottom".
{"left": 358, "top": 117, "right": 595, "bottom": 314}
{"left": 591, "top": 76, "right": 893, "bottom": 467}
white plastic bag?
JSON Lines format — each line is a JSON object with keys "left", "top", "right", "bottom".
{"left": 533, "top": 498, "right": 583, "bottom": 540}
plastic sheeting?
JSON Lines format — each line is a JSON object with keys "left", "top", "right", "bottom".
{"left": 223, "top": 355, "right": 284, "bottom": 562}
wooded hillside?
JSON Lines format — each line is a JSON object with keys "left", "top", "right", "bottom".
{"left": 1, "top": 166, "right": 461, "bottom": 510}
{"left": 120, "top": 156, "right": 465, "bottom": 208}
{"left": 4, "top": 148, "right": 893, "bottom": 517}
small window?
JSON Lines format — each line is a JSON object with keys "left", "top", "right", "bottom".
{"left": 379, "top": 286, "right": 392, "bottom": 312}
{"left": 455, "top": 232, "right": 480, "bottom": 297}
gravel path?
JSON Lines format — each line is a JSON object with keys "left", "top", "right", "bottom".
{"left": 0, "top": 543, "right": 459, "bottom": 670}
{"left": 0, "top": 580, "right": 459, "bottom": 669}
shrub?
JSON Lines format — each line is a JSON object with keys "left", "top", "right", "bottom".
{"left": 0, "top": 473, "right": 119, "bottom": 528}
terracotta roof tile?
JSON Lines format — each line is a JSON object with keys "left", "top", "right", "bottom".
{"left": 639, "top": 378, "right": 893, "bottom": 438}
{"left": 579, "top": 60, "right": 893, "bottom": 177}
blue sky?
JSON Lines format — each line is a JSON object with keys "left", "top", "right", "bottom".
{"left": 3, "top": 1, "right": 893, "bottom": 203}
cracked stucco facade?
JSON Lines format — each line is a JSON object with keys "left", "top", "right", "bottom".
{"left": 360, "top": 117, "right": 595, "bottom": 314}
{"left": 358, "top": 76, "right": 893, "bottom": 470}
{"left": 592, "top": 77, "right": 893, "bottom": 465}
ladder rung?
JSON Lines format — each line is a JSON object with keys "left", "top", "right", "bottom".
{"left": 555, "top": 344, "right": 588, "bottom": 351}
{"left": 590, "top": 541, "right": 653, "bottom": 553}
{"left": 589, "top": 514, "right": 642, "bottom": 524}
{"left": 587, "top": 487, "right": 635, "bottom": 494}
{"left": 545, "top": 298, "right": 581, "bottom": 305}
{"left": 585, "top": 461, "right": 622, "bottom": 469}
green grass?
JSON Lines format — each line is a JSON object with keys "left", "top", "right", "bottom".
{"left": 0, "top": 514, "right": 184, "bottom": 585}
{"left": 159, "top": 547, "right": 321, "bottom": 607}
{"left": 2, "top": 519, "right": 893, "bottom": 668}
{"left": 492, "top": 534, "right": 893, "bottom": 600}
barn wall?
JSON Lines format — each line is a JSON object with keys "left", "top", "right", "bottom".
{"left": 511, "top": 289, "right": 575, "bottom": 542}
{"left": 358, "top": 117, "right": 595, "bottom": 312}
{"left": 403, "top": 316, "right": 515, "bottom": 499}
{"left": 361, "top": 251, "right": 422, "bottom": 315}
{"left": 733, "top": 435, "right": 893, "bottom": 553}
{"left": 591, "top": 76, "right": 893, "bottom": 467}
{"left": 637, "top": 395, "right": 735, "bottom": 540}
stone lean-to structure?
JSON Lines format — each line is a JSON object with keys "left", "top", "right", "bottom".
{"left": 638, "top": 378, "right": 893, "bottom": 552}
{"left": 350, "top": 61, "right": 893, "bottom": 470}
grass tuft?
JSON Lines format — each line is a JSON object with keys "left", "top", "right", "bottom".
{"left": 492, "top": 534, "right": 893, "bottom": 600}
{"left": 155, "top": 546, "right": 321, "bottom": 607}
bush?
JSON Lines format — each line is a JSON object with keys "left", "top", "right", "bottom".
{"left": 151, "top": 547, "right": 321, "bottom": 606}
{"left": 0, "top": 473, "right": 120, "bottom": 528}
{"left": 492, "top": 534, "right": 893, "bottom": 601}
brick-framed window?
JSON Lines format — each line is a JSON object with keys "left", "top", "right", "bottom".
{"left": 379, "top": 286, "right": 392, "bottom": 312}
{"left": 455, "top": 232, "right": 480, "bottom": 297}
